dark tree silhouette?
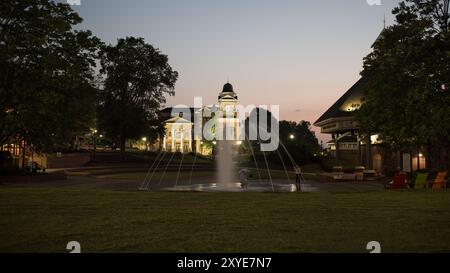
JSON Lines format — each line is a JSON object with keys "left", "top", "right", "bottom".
{"left": 0, "top": 0, "right": 101, "bottom": 152}
{"left": 357, "top": 0, "right": 450, "bottom": 170}
{"left": 98, "top": 37, "right": 178, "bottom": 160}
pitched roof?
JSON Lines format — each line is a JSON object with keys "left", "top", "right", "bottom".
{"left": 314, "top": 77, "right": 368, "bottom": 125}
{"left": 163, "top": 116, "right": 192, "bottom": 124}
{"left": 160, "top": 107, "right": 195, "bottom": 115}
{"left": 159, "top": 107, "right": 196, "bottom": 122}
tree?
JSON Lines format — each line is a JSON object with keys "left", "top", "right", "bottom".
{"left": 0, "top": 0, "right": 101, "bottom": 152}
{"left": 357, "top": 0, "right": 450, "bottom": 170}
{"left": 274, "top": 120, "right": 321, "bottom": 165}
{"left": 98, "top": 37, "right": 178, "bottom": 160}
{"left": 243, "top": 108, "right": 320, "bottom": 167}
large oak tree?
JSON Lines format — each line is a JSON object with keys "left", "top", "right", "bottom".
{"left": 98, "top": 37, "right": 178, "bottom": 159}
{"left": 0, "top": 0, "right": 100, "bottom": 152}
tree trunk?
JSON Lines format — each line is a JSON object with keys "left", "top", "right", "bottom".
{"left": 120, "top": 133, "right": 126, "bottom": 161}
{"left": 417, "top": 145, "right": 420, "bottom": 171}
{"left": 158, "top": 132, "right": 163, "bottom": 152}
{"left": 426, "top": 141, "right": 432, "bottom": 171}
{"left": 446, "top": 144, "right": 450, "bottom": 172}
{"left": 22, "top": 140, "right": 26, "bottom": 174}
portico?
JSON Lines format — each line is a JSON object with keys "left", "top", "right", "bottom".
{"left": 162, "top": 116, "right": 193, "bottom": 153}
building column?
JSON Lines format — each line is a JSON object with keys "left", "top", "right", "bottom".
{"left": 334, "top": 134, "right": 340, "bottom": 166}
{"left": 163, "top": 136, "right": 166, "bottom": 151}
{"left": 196, "top": 140, "right": 201, "bottom": 154}
{"left": 365, "top": 134, "right": 373, "bottom": 169}
{"left": 357, "top": 134, "right": 362, "bottom": 166}
{"left": 189, "top": 126, "right": 192, "bottom": 152}
{"left": 180, "top": 129, "right": 184, "bottom": 153}
{"left": 171, "top": 127, "right": 175, "bottom": 152}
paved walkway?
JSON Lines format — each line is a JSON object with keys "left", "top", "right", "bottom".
{"left": 1, "top": 174, "right": 385, "bottom": 192}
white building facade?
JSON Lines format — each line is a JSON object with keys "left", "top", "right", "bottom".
{"left": 158, "top": 83, "right": 240, "bottom": 155}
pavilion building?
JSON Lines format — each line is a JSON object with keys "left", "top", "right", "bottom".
{"left": 314, "top": 77, "right": 426, "bottom": 175}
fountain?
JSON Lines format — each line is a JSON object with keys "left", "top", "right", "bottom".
{"left": 138, "top": 111, "right": 304, "bottom": 192}
{"left": 216, "top": 140, "right": 240, "bottom": 189}
{"left": 138, "top": 83, "right": 302, "bottom": 192}
{"left": 138, "top": 136, "right": 300, "bottom": 193}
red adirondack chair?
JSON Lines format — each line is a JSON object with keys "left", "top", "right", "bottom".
{"left": 391, "top": 173, "right": 408, "bottom": 189}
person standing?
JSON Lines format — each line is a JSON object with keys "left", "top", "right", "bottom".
{"left": 239, "top": 168, "right": 250, "bottom": 189}
{"left": 294, "top": 165, "right": 302, "bottom": 192}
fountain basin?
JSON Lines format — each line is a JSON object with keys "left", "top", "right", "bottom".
{"left": 161, "top": 181, "right": 297, "bottom": 192}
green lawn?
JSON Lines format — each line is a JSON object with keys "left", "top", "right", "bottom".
{"left": 0, "top": 187, "right": 449, "bottom": 253}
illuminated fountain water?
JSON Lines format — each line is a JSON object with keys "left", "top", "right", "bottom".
{"left": 138, "top": 137, "right": 302, "bottom": 192}
{"left": 216, "top": 140, "right": 238, "bottom": 188}
{"left": 138, "top": 96, "right": 303, "bottom": 192}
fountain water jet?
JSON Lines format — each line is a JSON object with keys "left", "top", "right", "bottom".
{"left": 216, "top": 140, "right": 239, "bottom": 189}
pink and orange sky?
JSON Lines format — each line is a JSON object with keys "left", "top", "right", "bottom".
{"left": 72, "top": 0, "right": 401, "bottom": 143}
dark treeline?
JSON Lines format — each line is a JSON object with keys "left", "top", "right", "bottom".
{"left": 0, "top": 0, "right": 177, "bottom": 160}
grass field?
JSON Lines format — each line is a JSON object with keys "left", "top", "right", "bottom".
{"left": 1, "top": 187, "right": 449, "bottom": 253}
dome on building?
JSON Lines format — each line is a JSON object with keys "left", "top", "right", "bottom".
{"left": 222, "top": 83, "right": 234, "bottom": 93}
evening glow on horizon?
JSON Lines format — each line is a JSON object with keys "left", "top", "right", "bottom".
{"left": 72, "top": 0, "right": 401, "bottom": 142}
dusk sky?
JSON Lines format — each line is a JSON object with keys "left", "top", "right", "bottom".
{"left": 70, "top": 0, "right": 401, "bottom": 143}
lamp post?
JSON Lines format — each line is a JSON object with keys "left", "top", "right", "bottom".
{"left": 92, "top": 129, "right": 97, "bottom": 161}
{"left": 142, "top": 137, "right": 147, "bottom": 151}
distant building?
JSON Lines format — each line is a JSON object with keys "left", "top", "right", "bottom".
{"left": 156, "top": 83, "right": 241, "bottom": 155}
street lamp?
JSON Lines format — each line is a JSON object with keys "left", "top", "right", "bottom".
{"left": 142, "top": 137, "right": 148, "bottom": 151}
{"left": 289, "top": 134, "right": 295, "bottom": 140}
{"left": 92, "top": 129, "right": 97, "bottom": 161}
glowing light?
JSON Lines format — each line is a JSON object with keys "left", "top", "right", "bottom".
{"left": 419, "top": 153, "right": 423, "bottom": 157}
{"left": 289, "top": 134, "right": 295, "bottom": 140}
{"left": 142, "top": 137, "right": 147, "bottom": 142}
